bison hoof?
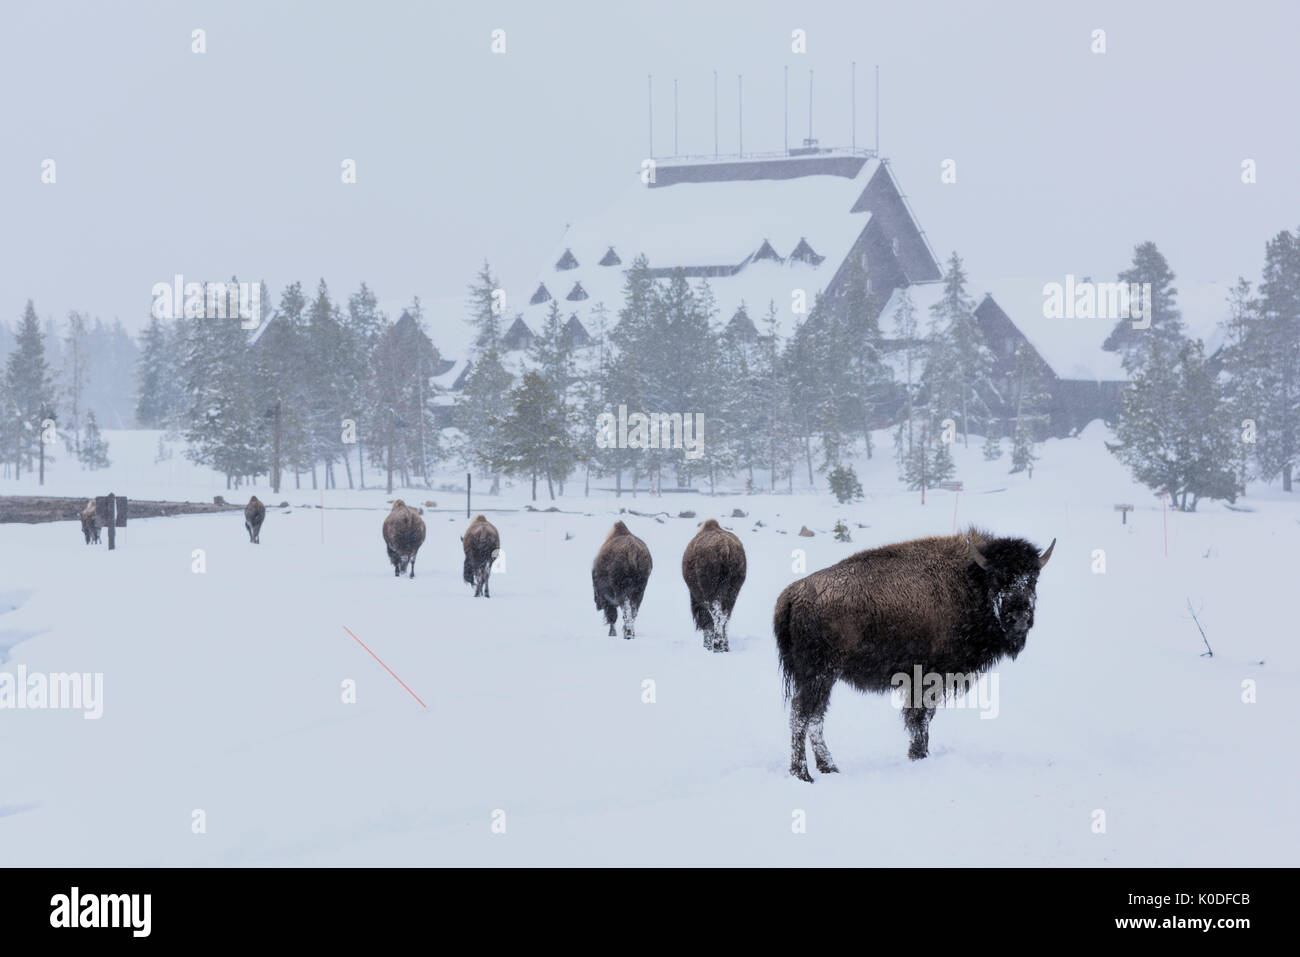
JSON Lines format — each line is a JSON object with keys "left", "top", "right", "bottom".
{"left": 815, "top": 761, "right": 839, "bottom": 774}
{"left": 790, "top": 766, "right": 815, "bottom": 783}
{"left": 908, "top": 748, "right": 928, "bottom": 761}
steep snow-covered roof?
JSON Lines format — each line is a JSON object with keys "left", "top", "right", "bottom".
{"left": 880, "top": 278, "right": 1130, "bottom": 383}
{"left": 509, "top": 156, "right": 881, "bottom": 343}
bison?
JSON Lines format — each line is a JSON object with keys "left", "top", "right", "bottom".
{"left": 79, "top": 499, "right": 100, "bottom": 545}
{"left": 681, "top": 519, "right": 747, "bottom": 652}
{"left": 462, "top": 514, "right": 500, "bottom": 597}
{"left": 774, "top": 527, "right": 1055, "bottom": 781}
{"left": 592, "top": 521, "right": 652, "bottom": 639}
{"left": 382, "top": 499, "right": 426, "bottom": 578}
{"left": 244, "top": 495, "right": 265, "bottom": 544}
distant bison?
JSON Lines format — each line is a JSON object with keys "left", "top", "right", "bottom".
{"left": 681, "top": 519, "right": 746, "bottom": 652}
{"left": 382, "top": 500, "right": 426, "bottom": 578}
{"left": 79, "top": 499, "right": 100, "bottom": 545}
{"left": 462, "top": 514, "right": 500, "bottom": 597}
{"left": 774, "top": 527, "right": 1054, "bottom": 781}
{"left": 244, "top": 495, "right": 265, "bottom": 544}
{"left": 592, "top": 521, "right": 652, "bottom": 639}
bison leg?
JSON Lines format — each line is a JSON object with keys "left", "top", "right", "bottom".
{"left": 789, "top": 680, "right": 833, "bottom": 782}
{"left": 809, "top": 715, "right": 839, "bottom": 773}
{"left": 603, "top": 603, "right": 617, "bottom": 637}
{"left": 620, "top": 599, "right": 635, "bottom": 640}
{"left": 709, "top": 601, "right": 728, "bottom": 653}
{"left": 387, "top": 547, "right": 401, "bottom": 576}
{"left": 408, "top": 553, "right": 417, "bottom": 579}
{"left": 482, "top": 565, "right": 491, "bottom": 598}
{"left": 903, "top": 706, "right": 935, "bottom": 760}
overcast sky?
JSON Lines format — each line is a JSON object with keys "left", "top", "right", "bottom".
{"left": 3, "top": 0, "right": 1297, "bottom": 346}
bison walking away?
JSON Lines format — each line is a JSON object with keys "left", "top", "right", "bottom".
{"left": 462, "top": 514, "right": 500, "bottom": 597}
{"left": 79, "top": 499, "right": 100, "bottom": 545}
{"left": 592, "top": 521, "right": 652, "bottom": 639}
{"left": 774, "top": 527, "right": 1055, "bottom": 781}
{"left": 382, "top": 500, "right": 426, "bottom": 578}
{"left": 681, "top": 519, "right": 746, "bottom": 652}
{"left": 244, "top": 495, "right": 265, "bottom": 543}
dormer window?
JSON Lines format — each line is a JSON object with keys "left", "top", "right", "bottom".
{"left": 555, "top": 248, "right": 579, "bottom": 271}
{"left": 891, "top": 237, "right": 900, "bottom": 256}
{"left": 753, "top": 239, "right": 783, "bottom": 263}
{"left": 529, "top": 283, "right": 552, "bottom": 305}
{"left": 599, "top": 246, "right": 621, "bottom": 266}
{"left": 566, "top": 281, "right": 589, "bottom": 301}
{"left": 788, "top": 237, "right": 825, "bottom": 266}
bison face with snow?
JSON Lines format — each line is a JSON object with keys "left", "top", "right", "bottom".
{"left": 774, "top": 527, "right": 1054, "bottom": 781}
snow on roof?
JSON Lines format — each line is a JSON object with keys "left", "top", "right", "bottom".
{"left": 880, "top": 278, "right": 1129, "bottom": 383}
{"left": 508, "top": 158, "right": 881, "bottom": 344}
{"left": 977, "top": 278, "right": 1129, "bottom": 383}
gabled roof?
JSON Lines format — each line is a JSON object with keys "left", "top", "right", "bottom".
{"left": 529, "top": 283, "right": 551, "bottom": 305}
{"left": 502, "top": 315, "right": 536, "bottom": 351}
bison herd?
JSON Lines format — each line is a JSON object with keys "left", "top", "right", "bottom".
{"left": 76, "top": 492, "right": 1054, "bottom": 780}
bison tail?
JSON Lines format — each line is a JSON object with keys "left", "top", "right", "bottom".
{"left": 773, "top": 589, "right": 796, "bottom": 704}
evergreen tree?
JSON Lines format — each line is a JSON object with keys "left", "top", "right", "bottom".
{"left": 457, "top": 263, "right": 513, "bottom": 492}
{"left": 1250, "top": 230, "right": 1300, "bottom": 491}
{"left": 496, "top": 371, "right": 578, "bottom": 500}
{"left": 135, "top": 314, "right": 171, "bottom": 427}
{"left": 1008, "top": 341, "right": 1052, "bottom": 475}
{"left": 1218, "top": 277, "right": 1264, "bottom": 491}
{"left": 77, "top": 409, "right": 111, "bottom": 469}
{"left": 4, "top": 300, "right": 57, "bottom": 479}
{"left": 1107, "top": 339, "right": 1237, "bottom": 510}
{"left": 62, "top": 311, "right": 90, "bottom": 451}
{"left": 1103, "top": 241, "right": 1186, "bottom": 364}
{"left": 923, "top": 252, "right": 993, "bottom": 448}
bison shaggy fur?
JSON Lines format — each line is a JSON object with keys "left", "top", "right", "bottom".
{"left": 592, "top": 521, "right": 652, "bottom": 639}
{"left": 774, "top": 526, "right": 1054, "bottom": 781}
{"left": 79, "top": 499, "right": 100, "bottom": 545}
{"left": 382, "top": 499, "right": 426, "bottom": 578}
{"left": 681, "top": 519, "right": 747, "bottom": 652}
{"left": 245, "top": 495, "right": 265, "bottom": 544}
{"left": 461, "top": 514, "right": 500, "bottom": 597}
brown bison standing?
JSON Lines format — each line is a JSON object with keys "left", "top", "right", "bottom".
{"left": 774, "top": 527, "right": 1054, "bottom": 781}
{"left": 382, "top": 500, "right": 426, "bottom": 578}
{"left": 79, "top": 499, "right": 100, "bottom": 545}
{"left": 244, "top": 495, "right": 265, "bottom": 543}
{"left": 681, "top": 519, "right": 746, "bottom": 652}
{"left": 592, "top": 521, "right": 652, "bottom": 639}
{"left": 461, "top": 514, "right": 500, "bottom": 597}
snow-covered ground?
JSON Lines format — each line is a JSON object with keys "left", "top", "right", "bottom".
{"left": 1, "top": 427, "right": 1297, "bottom": 865}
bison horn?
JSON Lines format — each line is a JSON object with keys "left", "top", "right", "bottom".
{"left": 967, "top": 537, "right": 990, "bottom": 570}
{"left": 1038, "top": 538, "right": 1056, "bottom": 568}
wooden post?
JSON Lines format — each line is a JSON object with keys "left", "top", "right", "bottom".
{"left": 466, "top": 472, "right": 471, "bottom": 518}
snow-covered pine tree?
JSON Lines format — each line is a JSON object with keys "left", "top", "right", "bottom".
{"left": 4, "top": 300, "right": 57, "bottom": 479}
{"left": 1107, "top": 338, "right": 1237, "bottom": 510}
{"left": 135, "top": 314, "right": 171, "bottom": 428}
{"left": 1219, "top": 277, "right": 1265, "bottom": 492}
{"left": 924, "top": 252, "right": 993, "bottom": 448}
{"left": 1103, "top": 241, "right": 1186, "bottom": 367}
{"left": 496, "top": 370, "right": 576, "bottom": 500}
{"left": 1251, "top": 229, "right": 1300, "bottom": 491}
{"left": 457, "top": 262, "right": 513, "bottom": 493}
{"left": 344, "top": 281, "right": 387, "bottom": 488}
{"left": 1009, "top": 341, "right": 1052, "bottom": 476}
{"left": 77, "top": 409, "right": 110, "bottom": 469}
{"left": 62, "top": 311, "right": 90, "bottom": 451}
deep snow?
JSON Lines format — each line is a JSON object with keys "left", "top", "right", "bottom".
{"left": 0, "top": 427, "right": 1296, "bottom": 865}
